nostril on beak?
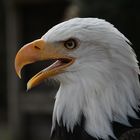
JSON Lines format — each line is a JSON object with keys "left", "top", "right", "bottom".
{"left": 34, "top": 46, "right": 41, "bottom": 50}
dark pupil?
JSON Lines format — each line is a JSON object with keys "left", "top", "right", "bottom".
{"left": 67, "top": 41, "right": 73, "bottom": 47}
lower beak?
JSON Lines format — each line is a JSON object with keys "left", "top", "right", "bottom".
{"left": 15, "top": 39, "right": 75, "bottom": 90}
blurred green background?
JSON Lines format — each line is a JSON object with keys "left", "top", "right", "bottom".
{"left": 0, "top": 0, "right": 140, "bottom": 140}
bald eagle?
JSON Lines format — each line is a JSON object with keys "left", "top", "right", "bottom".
{"left": 15, "top": 18, "right": 140, "bottom": 140}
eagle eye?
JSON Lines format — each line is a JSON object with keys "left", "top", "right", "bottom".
{"left": 64, "top": 39, "right": 77, "bottom": 50}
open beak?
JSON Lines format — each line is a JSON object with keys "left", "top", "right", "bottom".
{"left": 15, "top": 39, "right": 75, "bottom": 90}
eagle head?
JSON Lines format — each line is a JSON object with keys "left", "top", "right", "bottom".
{"left": 15, "top": 18, "right": 140, "bottom": 140}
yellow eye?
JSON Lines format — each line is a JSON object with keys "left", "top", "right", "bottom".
{"left": 64, "top": 39, "right": 77, "bottom": 50}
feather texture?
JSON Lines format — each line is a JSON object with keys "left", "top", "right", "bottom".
{"left": 42, "top": 18, "right": 140, "bottom": 140}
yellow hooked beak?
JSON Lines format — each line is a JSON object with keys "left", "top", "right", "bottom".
{"left": 15, "top": 39, "right": 75, "bottom": 90}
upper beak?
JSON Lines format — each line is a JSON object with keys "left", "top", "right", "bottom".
{"left": 15, "top": 39, "right": 75, "bottom": 90}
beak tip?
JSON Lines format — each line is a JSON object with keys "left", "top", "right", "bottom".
{"left": 19, "top": 74, "right": 22, "bottom": 79}
{"left": 16, "top": 71, "right": 22, "bottom": 79}
{"left": 15, "top": 63, "right": 22, "bottom": 79}
{"left": 27, "top": 82, "right": 32, "bottom": 91}
{"left": 27, "top": 87, "right": 30, "bottom": 91}
{"left": 26, "top": 88, "right": 30, "bottom": 92}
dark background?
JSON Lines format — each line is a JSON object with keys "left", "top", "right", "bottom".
{"left": 0, "top": 0, "right": 139, "bottom": 140}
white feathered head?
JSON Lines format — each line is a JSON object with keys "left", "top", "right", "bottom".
{"left": 15, "top": 18, "right": 140, "bottom": 139}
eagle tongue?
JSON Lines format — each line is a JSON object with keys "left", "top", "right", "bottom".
{"left": 42, "top": 60, "right": 63, "bottom": 72}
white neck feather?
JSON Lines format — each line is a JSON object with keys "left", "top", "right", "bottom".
{"left": 47, "top": 18, "right": 140, "bottom": 140}
{"left": 52, "top": 57, "right": 140, "bottom": 139}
